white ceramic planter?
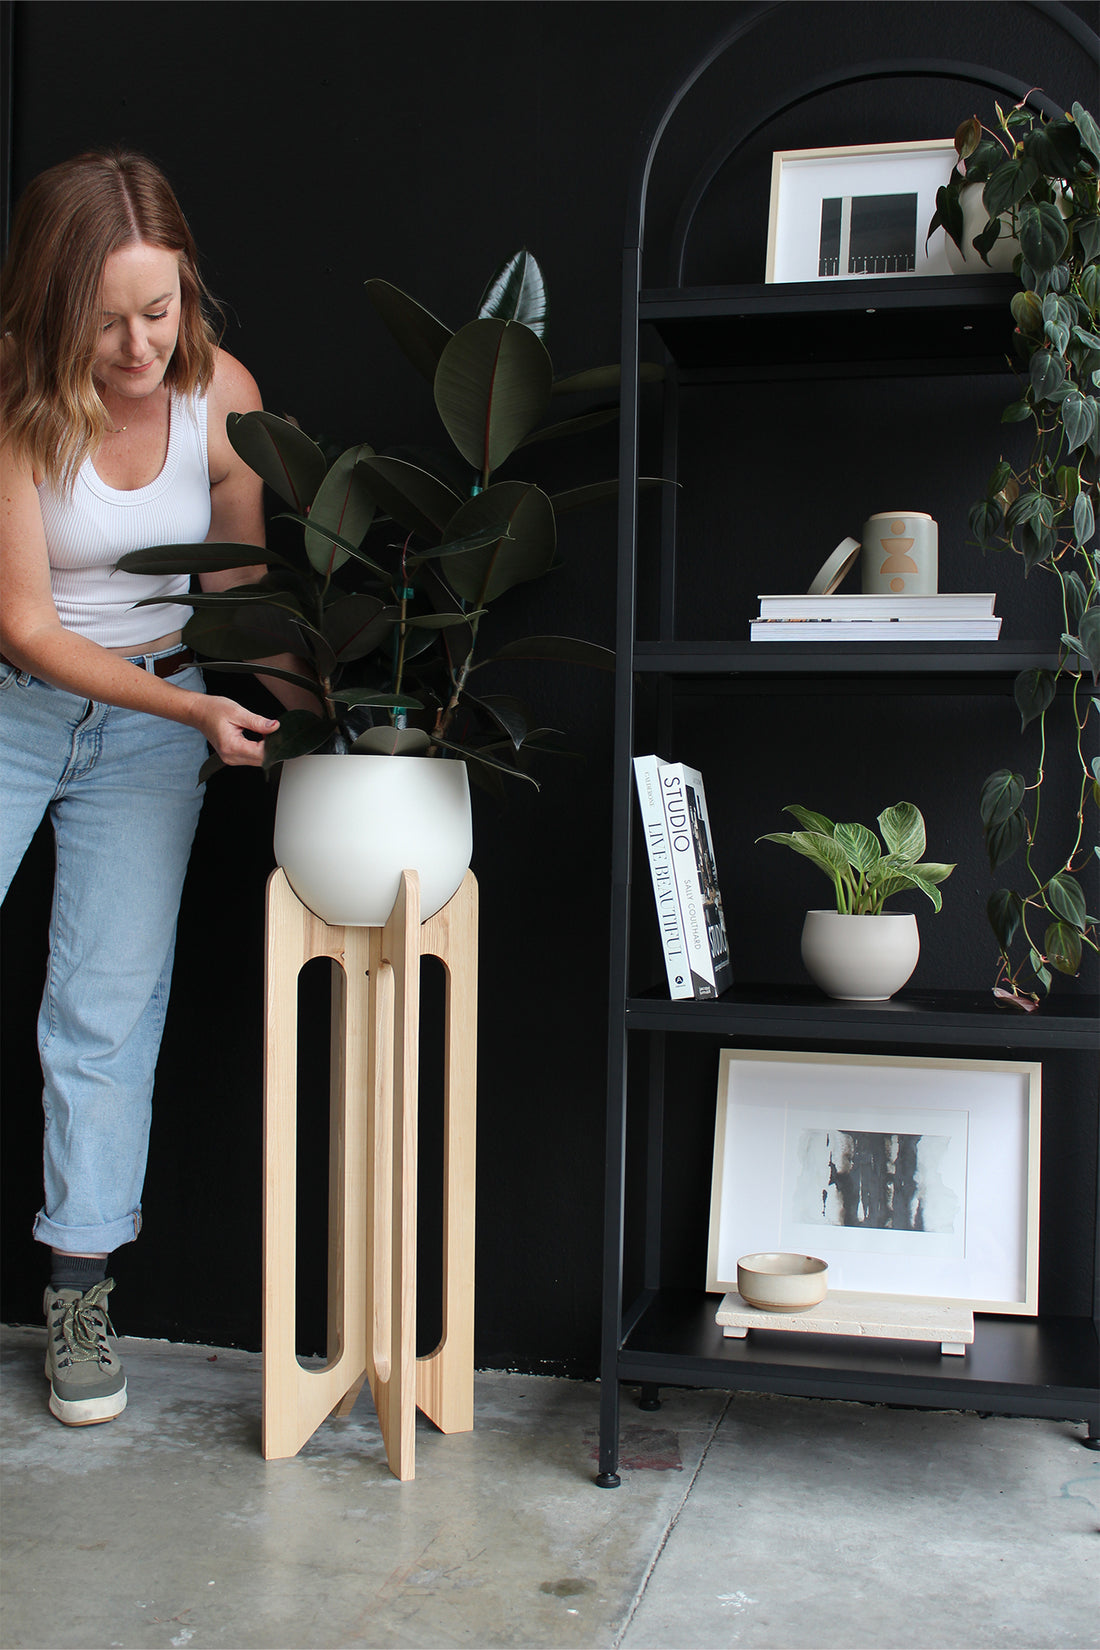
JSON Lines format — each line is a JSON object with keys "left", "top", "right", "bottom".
{"left": 800, "top": 910, "right": 920, "bottom": 1002}
{"left": 273, "top": 753, "right": 473, "bottom": 927}
{"left": 944, "top": 183, "right": 1020, "bottom": 274}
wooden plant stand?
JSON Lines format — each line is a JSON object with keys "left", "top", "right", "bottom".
{"left": 261, "top": 866, "right": 477, "bottom": 1480}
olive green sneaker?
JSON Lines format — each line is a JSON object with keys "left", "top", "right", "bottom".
{"left": 43, "top": 1279, "right": 127, "bottom": 1426}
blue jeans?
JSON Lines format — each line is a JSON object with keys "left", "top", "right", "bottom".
{"left": 0, "top": 648, "right": 208, "bottom": 1254}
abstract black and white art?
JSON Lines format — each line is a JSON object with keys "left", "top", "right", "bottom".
{"left": 792, "top": 1127, "right": 960, "bottom": 1233}
{"left": 706, "top": 1052, "right": 1041, "bottom": 1311}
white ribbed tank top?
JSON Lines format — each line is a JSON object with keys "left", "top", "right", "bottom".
{"left": 37, "top": 387, "right": 211, "bottom": 649}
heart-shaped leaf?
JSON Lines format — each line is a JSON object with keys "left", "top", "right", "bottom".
{"left": 1014, "top": 666, "right": 1056, "bottom": 729}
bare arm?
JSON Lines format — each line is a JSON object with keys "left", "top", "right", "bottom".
{"left": 0, "top": 373, "right": 278, "bottom": 767}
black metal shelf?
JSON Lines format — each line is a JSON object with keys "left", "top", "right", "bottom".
{"left": 632, "top": 640, "right": 1062, "bottom": 677}
{"left": 640, "top": 276, "right": 1019, "bottom": 375}
{"left": 624, "top": 985, "right": 1100, "bottom": 1052}
{"left": 617, "top": 1290, "right": 1099, "bottom": 1424}
{"left": 600, "top": 19, "right": 1100, "bottom": 1487}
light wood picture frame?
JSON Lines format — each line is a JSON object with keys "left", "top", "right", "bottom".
{"left": 706, "top": 1049, "right": 1041, "bottom": 1314}
{"left": 765, "top": 139, "right": 957, "bottom": 283}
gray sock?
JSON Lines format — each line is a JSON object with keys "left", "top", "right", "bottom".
{"left": 50, "top": 1255, "right": 109, "bottom": 1293}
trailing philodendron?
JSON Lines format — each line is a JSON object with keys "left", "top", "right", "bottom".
{"left": 118, "top": 250, "right": 633, "bottom": 790}
{"left": 931, "top": 97, "right": 1099, "bottom": 1007}
{"left": 758, "top": 802, "right": 956, "bottom": 915}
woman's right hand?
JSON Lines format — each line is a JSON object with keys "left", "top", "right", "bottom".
{"left": 194, "top": 696, "right": 280, "bottom": 767}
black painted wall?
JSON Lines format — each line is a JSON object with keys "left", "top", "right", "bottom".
{"left": 2, "top": 2, "right": 1097, "bottom": 1371}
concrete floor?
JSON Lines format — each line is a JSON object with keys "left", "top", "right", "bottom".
{"left": 1, "top": 1326, "right": 1097, "bottom": 1650}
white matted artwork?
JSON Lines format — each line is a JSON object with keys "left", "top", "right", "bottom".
{"left": 706, "top": 1050, "right": 1041, "bottom": 1313}
{"left": 765, "top": 140, "right": 957, "bottom": 283}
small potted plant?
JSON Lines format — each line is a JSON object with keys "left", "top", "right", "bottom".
{"left": 929, "top": 97, "right": 1099, "bottom": 1008}
{"left": 119, "top": 251, "right": 630, "bottom": 925}
{"left": 758, "top": 801, "right": 955, "bottom": 1001}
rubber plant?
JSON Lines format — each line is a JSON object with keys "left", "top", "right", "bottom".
{"left": 119, "top": 250, "right": 641, "bottom": 790}
{"left": 932, "top": 97, "right": 1099, "bottom": 1008}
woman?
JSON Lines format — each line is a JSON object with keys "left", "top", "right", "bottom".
{"left": 0, "top": 151, "right": 306, "bottom": 1426}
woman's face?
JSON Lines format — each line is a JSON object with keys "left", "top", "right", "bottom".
{"left": 93, "top": 242, "right": 182, "bottom": 401}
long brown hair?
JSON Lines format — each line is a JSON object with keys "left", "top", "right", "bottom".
{"left": 1, "top": 150, "right": 223, "bottom": 488}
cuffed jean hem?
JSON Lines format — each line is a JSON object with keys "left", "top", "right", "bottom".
{"left": 33, "top": 1207, "right": 143, "bottom": 1253}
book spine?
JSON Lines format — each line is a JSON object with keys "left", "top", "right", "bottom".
{"left": 659, "top": 763, "right": 731, "bottom": 999}
{"left": 633, "top": 757, "right": 693, "bottom": 1000}
{"left": 750, "top": 619, "right": 1002, "bottom": 641}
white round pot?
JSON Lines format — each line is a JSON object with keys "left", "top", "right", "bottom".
{"left": 273, "top": 753, "right": 473, "bottom": 927}
{"left": 800, "top": 910, "right": 920, "bottom": 1002}
{"left": 945, "top": 183, "right": 1020, "bottom": 274}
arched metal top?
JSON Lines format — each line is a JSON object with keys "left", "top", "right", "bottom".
{"left": 668, "top": 61, "right": 1062, "bottom": 287}
{"left": 625, "top": 0, "right": 1100, "bottom": 273}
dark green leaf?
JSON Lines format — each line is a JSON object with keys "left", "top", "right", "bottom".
{"left": 1064, "top": 569, "right": 1089, "bottom": 625}
{"left": 323, "top": 593, "right": 393, "bottom": 662}
{"left": 355, "top": 455, "right": 462, "bottom": 540}
{"left": 116, "top": 542, "right": 284, "bottom": 576}
{"left": 1028, "top": 348, "right": 1066, "bottom": 400}
{"left": 516, "top": 408, "right": 619, "bottom": 449}
{"left": 1047, "top": 870, "right": 1088, "bottom": 929}
{"left": 1044, "top": 919, "right": 1082, "bottom": 974}
{"left": 1079, "top": 607, "right": 1100, "bottom": 676}
{"left": 261, "top": 710, "right": 334, "bottom": 769}
{"left": 434, "top": 317, "right": 553, "bottom": 477}
{"left": 1062, "top": 391, "right": 1097, "bottom": 454}
{"left": 1010, "top": 289, "right": 1044, "bottom": 336}
{"left": 226, "top": 411, "right": 326, "bottom": 513}
{"left": 929, "top": 181, "right": 964, "bottom": 250}
{"left": 478, "top": 250, "right": 548, "bottom": 338}
{"left": 968, "top": 498, "right": 1004, "bottom": 549}
{"left": 364, "top": 278, "right": 453, "bottom": 385}
{"left": 1071, "top": 102, "right": 1100, "bottom": 167}
{"left": 305, "top": 444, "right": 376, "bottom": 574}
{"left": 329, "top": 688, "right": 423, "bottom": 708}
{"left": 1076, "top": 215, "right": 1100, "bottom": 264}
{"left": 441, "top": 481, "right": 556, "bottom": 604}
{"left": 182, "top": 606, "right": 304, "bottom": 663}
{"left": 1080, "top": 264, "right": 1100, "bottom": 318}
{"left": 986, "top": 808, "right": 1027, "bottom": 869}
{"left": 979, "top": 768, "right": 1025, "bottom": 827}
{"left": 987, "top": 887, "right": 1023, "bottom": 949}
{"left": 1074, "top": 488, "right": 1096, "bottom": 547}
{"left": 551, "top": 362, "right": 664, "bottom": 395}
{"left": 429, "top": 735, "right": 541, "bottom": 788}
{"left": 1014, "top": 666, "right": 1056, "bottom": 729}
{"left": 406, "top": 523, "right": 515, "bottom": 568}
{"left": 482, "top": 634, "right": 615, "bottom": 670}
{"left": 273, "top": 513, "right": 391, "bottom": 580}
{"left": 188, "top": 659, "right": 324, "bottom": 697}
{"left": 404, "top": 609, "right": 488, "bottom": 629}
{"left": 1018, "top": 200, "right": 1069, "bottom": 271}
{"left": 983, "top": 156, "right": 1039, "bottom": 216}
{"left": 1000, "top": 398, "right": 1032, "bottom": 424}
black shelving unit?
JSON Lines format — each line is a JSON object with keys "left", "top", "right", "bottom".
{"left": 598, "top": 11, "right": 1100, "bottom": 1487}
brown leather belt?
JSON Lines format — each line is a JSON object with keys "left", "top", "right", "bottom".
{"left": 0, "top": 648, "right": 197, "bottom": 678}
{"left": 145, "top": 648, "right": 197, "bottom": 677}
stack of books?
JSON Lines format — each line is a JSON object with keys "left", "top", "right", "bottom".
{"left": 750, "top": 591, "right": 1001, "bottom": 642}
{"left": 633, "top": 755, "right": 732, "bottom": 1001}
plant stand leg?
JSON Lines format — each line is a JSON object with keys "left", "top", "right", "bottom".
{"left": 261, "top": 868, "right": 477, "bottom": 1480}
{"left": 416, "top": 871, "right": 478, "bottom": 1435}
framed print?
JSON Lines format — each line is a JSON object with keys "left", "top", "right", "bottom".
{"left": 706, "top": 1050, "right": 1041, "bottom": 1314}
{"left": 765, "top": 139, "right": 957, "bottom": 283}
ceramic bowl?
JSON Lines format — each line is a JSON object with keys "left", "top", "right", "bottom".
{"left": 737, "top": 1252, "right": 828, "bottom": 1312}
